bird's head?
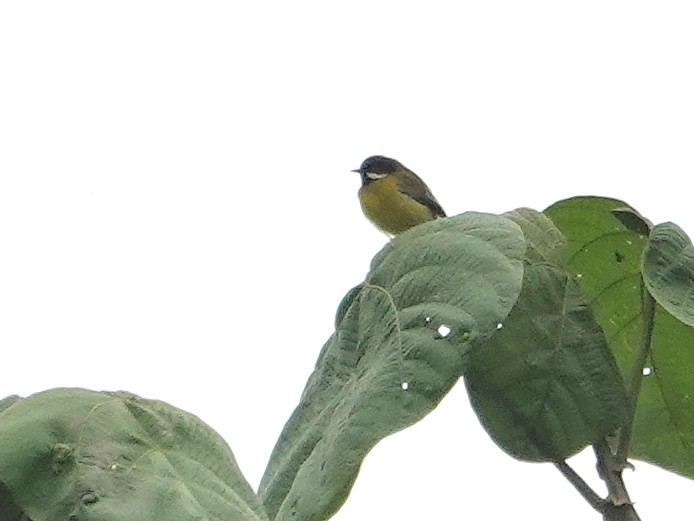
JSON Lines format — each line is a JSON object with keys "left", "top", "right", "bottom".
{"left": 351, "top": 155, "right": 403, "bottom": 186}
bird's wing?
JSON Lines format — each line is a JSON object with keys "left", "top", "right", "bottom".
{"left": 399, "top": 172, "right": 447, "bottom": 218}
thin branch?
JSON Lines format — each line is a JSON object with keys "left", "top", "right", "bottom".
{"left": 616, "top": 288, "right": 657, "bottom": 464}
{"left": 554, "top": 460, "right": 606, "bottom": 513}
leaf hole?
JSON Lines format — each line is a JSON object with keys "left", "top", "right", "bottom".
{"left": 576, "top": 273, "right": 583, "bottom": 278}
{"left": 436, "top": 324, "right": 452, "bottom": 338}
{"left": 642, "top": 367, "right": 652, "bottom": 376}
{"left": 496, "top": 323, "right": 503, "bottom": 330}
{"left": 401, "top": 381, "right": 409, "bottom": 390}
{"left": 424, "top": 316, "right": 432, "bottom": 324}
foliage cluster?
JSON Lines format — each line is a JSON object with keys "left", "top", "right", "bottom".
{"left": 3, "top": 196, "right": 693, "bottom": 521}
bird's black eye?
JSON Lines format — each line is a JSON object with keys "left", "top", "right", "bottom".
{"left": 361, "top": 160, "right": 370, "bottom": 173}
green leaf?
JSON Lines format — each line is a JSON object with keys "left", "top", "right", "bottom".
{"left": 466, "top": 209, "right": 627, "bottom": 461}
{"left": 0, "top": 395, "right": 20, "bottom": 415}
{"left": 631, "top": 310, "right": 694, "bottom": 476}
{"left": 504, "top": 207, "right": 567, "bottom": 265}
{"left": 0, "top": 388, "right": 267, "bottom": 521}
{"left": 643, "top": 222, "right": 694, "bottom": 327}
{"left": 546, "top": 196, "right": 694, "bottom": 478}
{"left": 259, "top": 213, "right": 526, "bottom": 521}
{"left": 612, "top": 207, "right": 653, "bottom": 236}
{"left": 545, "top": 196, "right": 648, "bottom": 378}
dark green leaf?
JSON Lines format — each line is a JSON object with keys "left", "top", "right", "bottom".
{"left": 0, "top": 388, "right": 266, "bottom": 521}
{"left": 643, "top": 222, "right": 694, "bottom": 327}
{"left": 467, "top": 209, "right": 627, "bottom": 461}
{"left": 0, "top": 481, "right": 25, "bottom": 521}
{"left": 612, "top": 207, "right": 653, "bottom": 236}
{"left": 467, "top": 265, "right": 627, "bottom": 461}
{"left": 259, "top": 213, "right": 526, "bottom": 521}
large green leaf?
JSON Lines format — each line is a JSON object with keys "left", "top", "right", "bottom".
{"left": 259, "top": 213, "right": 526, "bottom": 521}
{"left": 0, "top": 388, "right": 266, "bottom": 521}
{"left": 465, "top": 209, "right": 627, "bottom": 461}
{"left": 545, "top": 197, "right": 649, "bottom": 380}
{"left": 545, "top": 196, "right": 694, "bottom": 478}
{"left": 633, "top": 310, "right": 694, "bottom": 475}
{"left": 643, "top": 222, "right": 694, "bottom": 327}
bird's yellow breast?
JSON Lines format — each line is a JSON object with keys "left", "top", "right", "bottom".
{"left": 358, "top": 175, "right": 437, "bottom": 235}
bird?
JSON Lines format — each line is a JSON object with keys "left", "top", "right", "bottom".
{"left": 351, "top": 155, "right": 446, "bottom": 236}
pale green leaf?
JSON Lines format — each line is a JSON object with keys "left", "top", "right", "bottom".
{"left": 259, "top": 213, "right": 526, "bottom": 521}
{"left": 0, "top": 388, "right": 266, "bottom": 521}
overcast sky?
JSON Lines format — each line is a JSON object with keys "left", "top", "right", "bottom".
{"left": 1, "top": 2, "right": 693, "bottom": 520}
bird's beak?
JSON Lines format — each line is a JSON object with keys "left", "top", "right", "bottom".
{"left": 351, "top": 168, "right": 361, "bottom": 173}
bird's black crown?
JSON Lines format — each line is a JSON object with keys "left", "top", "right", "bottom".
{"left": 356, "top": 155, "right": 400, "bottom": 174}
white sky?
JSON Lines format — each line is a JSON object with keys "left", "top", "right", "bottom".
{"left": 1, "top": 2, "right": 693, "bottom": 519}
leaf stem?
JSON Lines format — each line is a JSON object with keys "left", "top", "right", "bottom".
{"left": 616, "top": 287, "right": 656, "bottom": 464}
{"left": 554, "top": 460, "right": 604, "bottom": 511}
{"left": 555, "top": 451, "right": 641, "bottom": 520}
